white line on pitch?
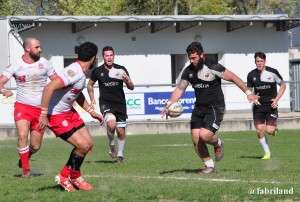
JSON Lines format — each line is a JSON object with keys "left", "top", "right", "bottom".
{"left": 85, "top": 174, "right": 281, "bottom": 184}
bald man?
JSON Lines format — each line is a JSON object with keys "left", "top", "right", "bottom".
{"left": 0, "top": 37, "right": 57, "bottom": 177}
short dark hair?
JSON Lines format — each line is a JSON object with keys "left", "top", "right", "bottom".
{"left": 102, "top": 46, "right": 114, "bottom": 55}
{"left": 186, "top": 42, "right": 204, "bottom": 55}
{"left": 78, "top": 42, "right": 98, "bottom": 62}
{"left": 254, "top": 52, "right": 266, "bottom": 60}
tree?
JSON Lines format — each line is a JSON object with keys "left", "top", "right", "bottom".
{"left": 0, "top": 0, "right": 34, "bottom": 15}
{"left": 118, "top": 0, "right": 189, "bottom": 15}
{"left": 0, "top": 0, "right": 298, "bottom": 17}
{"left": 227, "top": 0, "right": 298, "bottom": 16}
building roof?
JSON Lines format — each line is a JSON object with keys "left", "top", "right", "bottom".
{"left": 6, "top": 15, "right": 300, "bottom": 33}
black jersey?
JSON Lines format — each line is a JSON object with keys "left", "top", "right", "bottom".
{"left": 90, "top": 63, "right": 129, "bottom": 106}
{"left": 181, "top": 58, "right": 226, "bottom": 107}
{"left": 247, "top": 66, "right": 283, "bottom": 104}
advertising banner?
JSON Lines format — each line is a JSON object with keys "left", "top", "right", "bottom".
{"left": 0, "top": 89, "right": 195, "bottom": 124}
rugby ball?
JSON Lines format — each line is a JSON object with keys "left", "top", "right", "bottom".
{"left": 166, "top": 102, "right": 183, "bottom": 118}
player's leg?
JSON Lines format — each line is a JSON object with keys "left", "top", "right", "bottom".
{"left": 201, "top": 106, "right": 225, "bottom": 162}
{"left": 15, "top": 120, "right": 31, "bottom": 177}
{"left": 116, "top": 125, "right": 126, "bottom": 164}
{"left": 105, "top": 113, "right": 117, "bottom": 158}
{"left": 190, "top": 107, "right": 213, "bottom": 173}
{"left": 29, "top": 130, "right": 43, "bottom": 157}
{"left": 66, "top": 128, "right": 93, "bottom": 191}
{"left": 191, "top": 128, "right": 216, "bottom": 174}
{"left": 254, "top": 112, "right": 271, "bottom": 159}
{"left": 265, "top": 109, "right": 278, "bottom": 136}
{"left": 28, "top": 108, "right": 46, "bottom": 158}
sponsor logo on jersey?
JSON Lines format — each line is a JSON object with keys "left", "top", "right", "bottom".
{"left": 267, "top": 76, "right": 272, "bottom": 80}
{"left": 255, "top": 85, "right": 271, "bottom": 90}
{"left": 101, "top": 73, "right": 104, "bottom": 77}
{"left": 17, "top": 75, "right": 26, "bottom": 82}
{"left": 189, "top": 74, "right": 193, "bottom": 79}
{"left": 253, "top": 77, "right": 256, "bottom": 81}
{"left": 67, "top": 70, "right": 76, "bottom": 78}
{"left": 103, "top": 82, "right": 119, "bottom": 86}
{"left": 193, "top": 83, "right": 210, "bottom": 88}
{"left": 205, "top": 73, "right": 209, "bottom": 77}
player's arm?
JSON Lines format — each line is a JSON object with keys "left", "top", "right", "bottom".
{"left": 169, "top": 79, "right": 188, "bottom": 102}
{"left": 0, "top": 75, "right": 13, "bottom": 97}
{"left": 221, "top": 69, "right": 260, "bottom": 105}
{"left": 160, "top": 79, "right": 188, "bottom": 118}
{"left": 87, "top": 79, "right": 97, "bottom": 108}
{"left": 122, "top": 74, "right": 134, "bottom": 90}
{"left": 37, "top": 77, "right": 64, "bottom": 130}
{"left": 271, "top": 81, "right": 286, "bottom": 109}
{"left": 76, "top": 92, "right": 104, "bottom": 125}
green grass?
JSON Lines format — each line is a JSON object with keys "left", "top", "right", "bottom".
{"left": 0, "top": 130, "right": 299, "bottom": 201}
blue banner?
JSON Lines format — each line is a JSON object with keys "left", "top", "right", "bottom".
{"left": 144, "top": 91, "right": 195, "bottom": 115}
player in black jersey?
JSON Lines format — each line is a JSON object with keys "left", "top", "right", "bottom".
{"left": 161, "top": 42, "right": 259, "bottom": 174}
{"left": 87, "top": 46, "right": 134, "bottom": 163}
{"left": 247, "top": 52, "right": 286, "bottom": 160}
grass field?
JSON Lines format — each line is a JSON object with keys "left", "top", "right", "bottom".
{"left": 0, "top": 129, "right": 299, "bottom": 201}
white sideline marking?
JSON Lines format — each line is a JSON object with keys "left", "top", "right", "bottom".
{"left": 86, "top": 174, "right": 280, "bottom": 184}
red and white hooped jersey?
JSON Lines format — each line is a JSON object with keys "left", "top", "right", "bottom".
{"left": 49, "top": 61, "right": 86, "bottom": 114}
{"left": 1, "top": 56, "right": 56, "bottom": 107}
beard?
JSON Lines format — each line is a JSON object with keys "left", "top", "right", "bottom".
{"left": 30, "top": 52, "right": 40, "bottom": 62}
{"left": 195, "top": 57, "right": 205, "bottom": 70}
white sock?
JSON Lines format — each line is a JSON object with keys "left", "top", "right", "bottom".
{"left": 204, "top": 159, "right": 215, "bottom": 168}
{"left": 259, "top": 137, "right": 271, "bottom": 154}
{"left": 117, "top": 139, "right": 125, "bottom": 157}
{"left": 107, "top": 131, "right": 115, "bottom": 146}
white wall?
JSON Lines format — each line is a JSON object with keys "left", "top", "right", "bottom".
{"left": 0, "top": 18, "right": 291, "bottom": 117}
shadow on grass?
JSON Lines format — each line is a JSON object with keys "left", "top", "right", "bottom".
{"left": 36, "top": 185, "right": 66, "bottom": 192}
{"left": 240, "top": 155, "right": 262, "bottom": 159}
{"left": 85, "top": 160, "right": 116, "bottom": 164}
{"left": 13, "top": 173, "right": 44, "bottom": 178}
{"left": 159, "top": 168, "right": 199, "bottom": 174}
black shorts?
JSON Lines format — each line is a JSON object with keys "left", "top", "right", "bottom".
{"left": 253, "top": 104, "right": 278, "bottom": 127}
{"left": 99, "top": 102, "right": 127, "bottom": 122}
{"left": 191, "top": 105, "right": 225, "bottom": 133}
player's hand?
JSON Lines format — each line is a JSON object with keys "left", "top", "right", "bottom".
{"left": 90, "top": 112, "right": 104, "bottom": 125}
{"left": 160, "top": 101, "right": 172, "bottom": 118}
{"left": 122, "top": 73, "right": 131, "bottom": 84}
{"left": 271, "top": 98, "right": 278, "bottom": 109}
{"left": 1, "top": 90, "right": 13, "bottom": 98}
{"left": 160, "top": 108, "right": 167, "bottom": 118}
{"left": 247, "top": 93, "right": 261, "bottom": 105}
{"left": 37, "top": 114, "right": 49, "bottom": 130}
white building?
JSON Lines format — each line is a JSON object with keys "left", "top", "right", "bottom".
{"left": 0, "top": 15, "right": 296, "bottom": 124}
